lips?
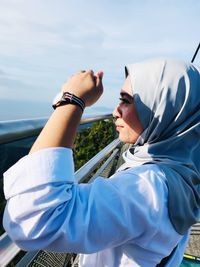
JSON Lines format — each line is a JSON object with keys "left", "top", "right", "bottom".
{"left": 115, "top": 124, "right": 123, "bottom": 130}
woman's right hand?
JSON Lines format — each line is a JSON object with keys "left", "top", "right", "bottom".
{"left": 61, "top": 70, "right": 104, "bottom": 107}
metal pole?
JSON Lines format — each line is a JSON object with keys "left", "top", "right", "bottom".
{"left": 191, "top": 42, "right": 200, "bottom": 63}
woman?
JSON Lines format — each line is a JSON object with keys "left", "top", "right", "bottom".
{"left": 3, "top": 58, "right": 200, "bottom": 266}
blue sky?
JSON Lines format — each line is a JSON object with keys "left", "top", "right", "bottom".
{"left": 0, "top": 0, "right": 199, "bottom": 120}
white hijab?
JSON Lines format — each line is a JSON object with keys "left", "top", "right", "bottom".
{"left": 119, "top": 58, "right": 200, "bottom": 234}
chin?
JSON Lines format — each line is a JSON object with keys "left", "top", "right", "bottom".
{"left": 119, "top": 135, "right": 134, "bottom": 144}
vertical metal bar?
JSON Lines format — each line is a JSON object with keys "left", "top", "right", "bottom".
{"left": 191, "top": 42, "right": 200, "bottom": 63}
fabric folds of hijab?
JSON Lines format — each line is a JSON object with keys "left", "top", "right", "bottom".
{"left": 119, "top": 58, "right": 200, "bottom": 235}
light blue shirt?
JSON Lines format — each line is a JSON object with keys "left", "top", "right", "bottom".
{"left": 3, "top": 147, "right": 189, "bottom": 266}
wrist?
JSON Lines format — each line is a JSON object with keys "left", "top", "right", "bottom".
{"left": 52, "top": 91, "right": 85, "bottom": 112}
{"left": 54, "top": 102, "right": 83, "bottom": 117}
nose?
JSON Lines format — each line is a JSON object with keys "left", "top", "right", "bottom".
{"left": 112, "top": 105, "right": 121, "bottom": 119}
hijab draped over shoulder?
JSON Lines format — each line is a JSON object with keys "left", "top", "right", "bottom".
{"left": 119, "top": 58, "right": 200, "bottom": 235}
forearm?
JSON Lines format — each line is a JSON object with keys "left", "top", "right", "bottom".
{"left": 30, "top": 105, "right": 82, "bottom": 153}
{"left": 29, "top": 70, "right": 103, "bottom": 154}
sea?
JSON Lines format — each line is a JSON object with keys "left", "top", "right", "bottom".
{"left": 0, "top": 99, "right": 113, "bottom": 122}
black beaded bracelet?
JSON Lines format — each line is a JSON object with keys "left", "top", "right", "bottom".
{"left": 53, "top": 92, "right": 85, "bottom": 112}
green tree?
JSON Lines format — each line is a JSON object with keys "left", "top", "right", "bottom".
{"left": 74, "top": 119, "right": 115, "bottom": 170}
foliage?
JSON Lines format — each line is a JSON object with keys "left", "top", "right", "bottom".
{"left": 74, "top": 119, "right": 116, "bottom": 170}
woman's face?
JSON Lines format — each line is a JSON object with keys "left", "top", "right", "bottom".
{"left": 113, "top": 76, "right": 143, "bottom": 144}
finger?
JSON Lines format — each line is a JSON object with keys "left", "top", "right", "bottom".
{"left": 95, "top": 71, "right": 104, "bottom": 85}
{"left": 86, "top": 69, "right": 94, "bottom": 75}
{"left": 95, "top": 71, "right": 104, "bottom": 89}
{"left": 85, "top": 69, "right": 96, "bottom": 83}
{"left": 96, "top": 71, "right": 104, "bottom": 79}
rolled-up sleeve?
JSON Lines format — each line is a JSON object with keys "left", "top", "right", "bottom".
{"left": 4, "top": 147, "right": 75, "bottom": 199}
{"left": 3, "top": 148, "right": 165, "bottom": 254}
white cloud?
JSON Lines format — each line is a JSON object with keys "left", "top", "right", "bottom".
{"left": 0, "top": 0, "right": 199, "bottom": 120}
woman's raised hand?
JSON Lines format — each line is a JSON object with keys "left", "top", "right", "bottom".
{"left": 62, "top": 70, "right": 104, "bottom": 107}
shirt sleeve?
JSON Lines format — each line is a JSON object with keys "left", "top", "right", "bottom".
{"left": 3, "top": 147, "right": 167, "bottom": 254}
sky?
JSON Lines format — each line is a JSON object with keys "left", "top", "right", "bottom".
{"left": 0, "top": 0, "right": 199, "bottom": 121}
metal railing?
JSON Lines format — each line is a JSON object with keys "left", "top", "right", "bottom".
{"left": 0, "top": 114, "right": 112, "bottom": 145}
{"left": 0, "top": 114, "right": 121, "bottom": 267}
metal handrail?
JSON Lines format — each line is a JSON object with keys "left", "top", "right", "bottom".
{"left": 0, "top": 114, "right": 112, "bottom": 145}
{"left": 75, "top": 138, "right": 120, "bottom": 183}
{"left": 0, "top": 232, "right": 21, "bottom": 267}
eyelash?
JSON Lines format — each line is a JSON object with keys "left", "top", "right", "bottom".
{"left": 119, "top": 97, "right": 131, "bottom": 104}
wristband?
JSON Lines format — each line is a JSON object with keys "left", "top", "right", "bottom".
{"left": 52, "top": 92, "right": 85, "bottom": 112}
